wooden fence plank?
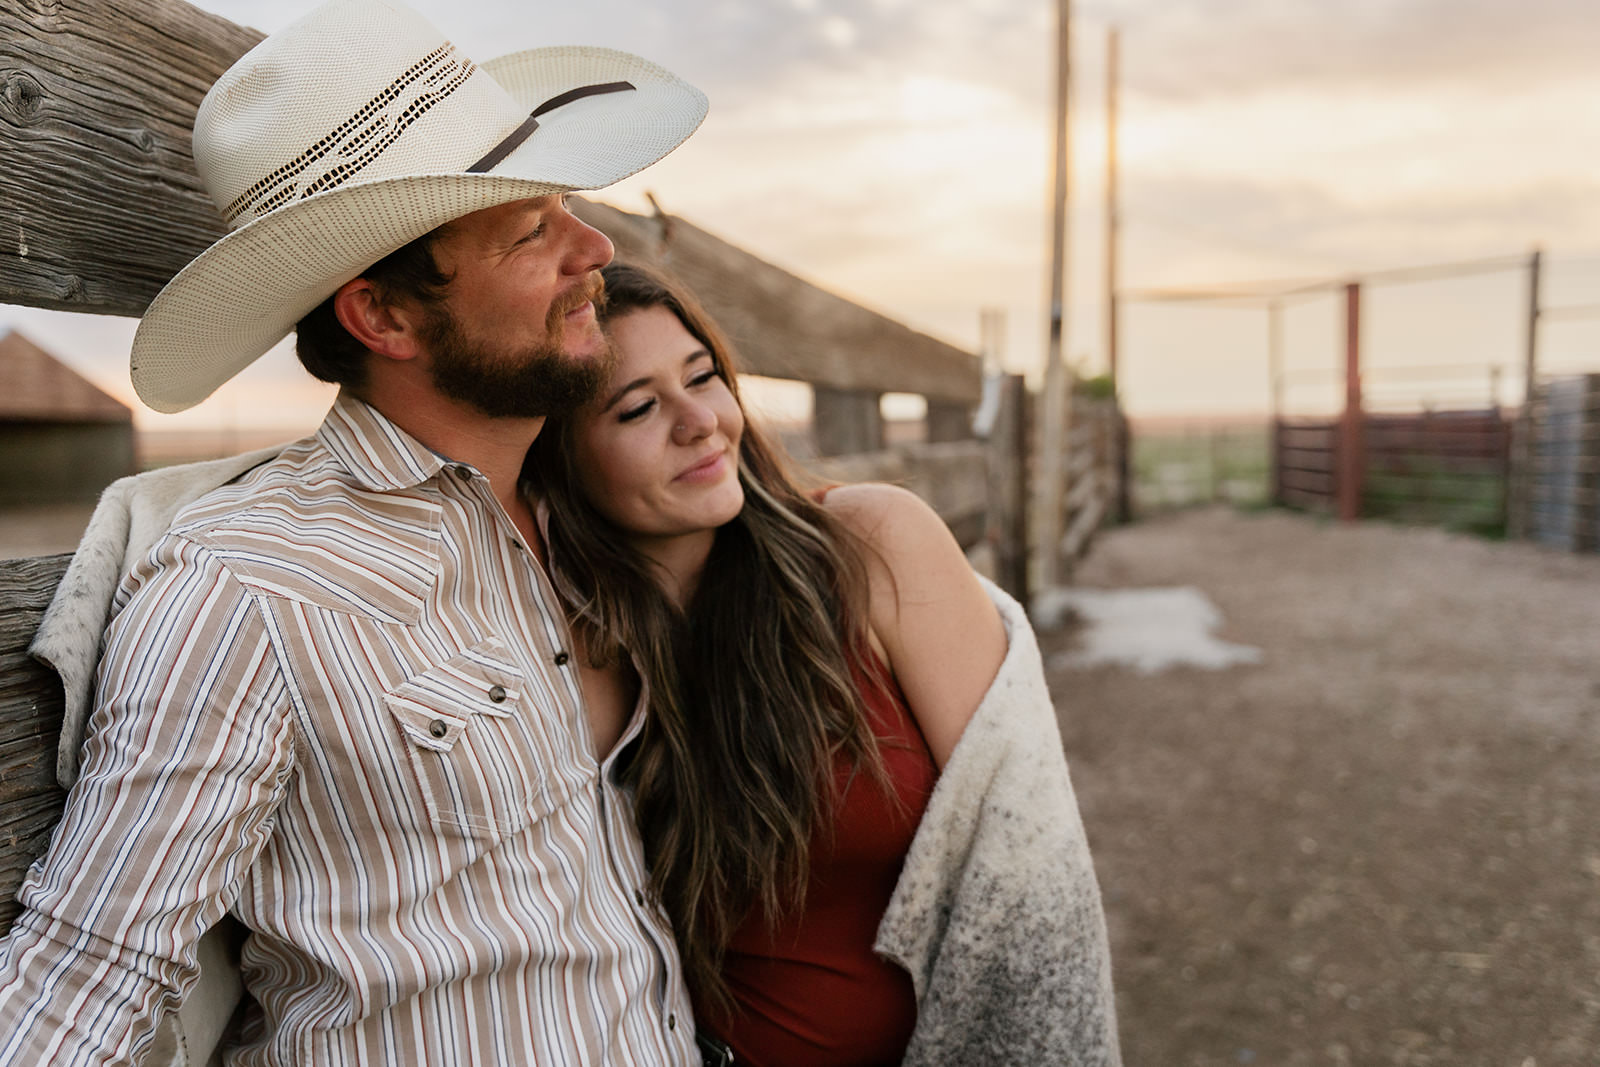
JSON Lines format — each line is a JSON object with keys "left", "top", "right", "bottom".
{"left": 1279, "top": 447, "right": 1336, "bottom": 473}
{"left": 1280, "top": 485, "right": 1334, "bottom": 513}
{"left": 1280, "top": 468, "right": 1335, "bottom": 494}
{"left": 1279, "top": 425, "right": 1339, "bottom": 451}
{"left": 0, "top": 555, "right": 70, "bottom": 936}
{"left": 1, "top": 0, "right": 262, "bottom": 314}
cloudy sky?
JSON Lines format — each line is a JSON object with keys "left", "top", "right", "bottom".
{"left": 6, "top": 0, "right": 1600, "bottom": 430}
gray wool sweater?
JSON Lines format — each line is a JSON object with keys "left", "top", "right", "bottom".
{"left": 31, "top": 452, "right": 1120, "bottom": 1066}
{"left": 877, "top": 577, "right": 1121, "bottom": 1066}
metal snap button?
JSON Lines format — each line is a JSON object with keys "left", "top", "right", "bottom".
{"left": 428, "top": 719, "right": 448, "bottom": 738}
{"left": 488, "top": 684, "right": 507, "bottom": 704}
{"left": 554, "top": 651, "right": 570, "bottom": 667}
{"left": 453, "top": 465, "right": 472, "bottom": 481}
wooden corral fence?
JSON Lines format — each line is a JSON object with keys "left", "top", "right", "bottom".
{"left": 1512, "top": 374, "right": 1600, "bottom": 551}
{"left": 1274, "top": 410, "right": 1512, "bottom": 536}
{"left": 0, "top": 0, "right": 1117, "bottom": 935}
{"left": 1054, "top": 387, "right": 1122, "bottom": 573}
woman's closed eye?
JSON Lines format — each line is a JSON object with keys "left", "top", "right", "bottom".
{"left": 687, "top": 369, "right": 719, "bottom": 389}
{"left": 618, "top": 396, "right": 656, "bottom": 423}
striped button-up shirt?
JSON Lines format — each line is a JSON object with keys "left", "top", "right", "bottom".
{"left": 0, "top": 396, "right": 697, "bottom": 1065}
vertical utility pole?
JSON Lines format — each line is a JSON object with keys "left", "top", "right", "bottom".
{"left": 1103, "top": 26, "right": 1120, "bottom": 392}
{"left": 1267, "top": 298, "right": 1283, "bottom": 505}
{"left": 1507, "top": 247, "right": 1542, "bottom": 539}
{"left": 980, "top": 306, "right": 1007, "bottom": 374}
{"left": 1036, "top": 0, "right": 1073, "bottom": 590}
{"left": 1337, "top": 282, "right": 1364, "bottom": 522}
{"left": 1105, "top": 25, "right": 1130, "bottom": 523}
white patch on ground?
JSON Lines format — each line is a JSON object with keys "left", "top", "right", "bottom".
{"left": 1037, "top": 586, "right": 1264, "bottom": 675}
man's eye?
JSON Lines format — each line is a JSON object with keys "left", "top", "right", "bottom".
{"left": 618, "top": 398, "right": 656, "bottom": 423}
{"left": 519, "top": 224, "right": 546, "bottom": 244}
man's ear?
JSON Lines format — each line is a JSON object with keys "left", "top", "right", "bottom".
{"left": 333, "top": 277, "right": 425, "bottom": 363}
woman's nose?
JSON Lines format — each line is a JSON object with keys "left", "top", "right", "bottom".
{"left": 672, "top": 402, "right": 716, "bottom": 444}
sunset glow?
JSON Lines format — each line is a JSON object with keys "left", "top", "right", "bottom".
{"left": 5, "top": 0, "right": 1598, "bottom": 431}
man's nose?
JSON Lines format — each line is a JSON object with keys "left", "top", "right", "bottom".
{"left": 559, "top": 210, "right": 614, "bottom": 275}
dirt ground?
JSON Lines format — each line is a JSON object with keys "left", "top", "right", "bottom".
{"left": 1041, "top": 507, "right": 1600, "bottom": 1066}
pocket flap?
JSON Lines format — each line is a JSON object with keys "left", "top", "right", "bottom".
{"left": 384, "top": 638, "right": 524, "bottom": 752}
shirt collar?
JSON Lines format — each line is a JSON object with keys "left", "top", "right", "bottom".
{"left": 316, "top": 392, "right": 451, "bottom": 493}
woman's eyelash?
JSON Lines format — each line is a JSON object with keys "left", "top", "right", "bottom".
{"left": 618, "top": 398, "right": 656, "bottom": 422}
{"left": 689, "top": 370, "right": 717, "bottom": 387}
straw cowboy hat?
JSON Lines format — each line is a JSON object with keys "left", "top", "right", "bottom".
{"left": 130, "top": 0, "right": 707, "bottom": 413}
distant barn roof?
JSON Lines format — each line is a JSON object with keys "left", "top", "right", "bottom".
{"left": 0, "top": 330, "right": 131, "bottom": 423}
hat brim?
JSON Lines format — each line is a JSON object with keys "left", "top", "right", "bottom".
{"left": 132, "top": 45, "right": 706, "bottom": 413}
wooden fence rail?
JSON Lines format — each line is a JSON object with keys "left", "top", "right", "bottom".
{"left": 1273, "top": 410, "right": 1511, "bottom": 535}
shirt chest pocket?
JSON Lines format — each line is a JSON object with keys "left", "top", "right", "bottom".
{"left": 384, "top": 638, "right": 576, "bottom": 843}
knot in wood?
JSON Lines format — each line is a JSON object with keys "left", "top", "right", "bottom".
{"left": 1, "top": 71, "right": 46, "bottom": 124}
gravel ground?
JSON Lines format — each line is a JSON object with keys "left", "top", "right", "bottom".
{"left": 1042, "top": 507, "right": 1600, "bottom": 1067}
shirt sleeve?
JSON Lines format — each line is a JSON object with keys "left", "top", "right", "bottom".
{"left": 0, "top": 534, "right": 295, "bottom": 1065}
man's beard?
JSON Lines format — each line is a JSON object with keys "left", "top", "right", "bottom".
{"left": 420, "top": 277, "right": 612, "bottom": 419}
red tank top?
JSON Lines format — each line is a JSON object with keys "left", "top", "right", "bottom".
{"left": 697, "top": 658, "right": 938, "bottom": 1066}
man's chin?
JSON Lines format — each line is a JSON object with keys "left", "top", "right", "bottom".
{"left": 563, "top": 324, "right": 618, "bottom": 376}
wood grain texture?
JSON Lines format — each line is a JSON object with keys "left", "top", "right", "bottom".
{"left": 0, "top": 0, "right": 263, "bottom": 314}
{"left": 575, "top": 199, "right": 983, "bottom": 403}
{"left": 0, "top": 554, "right": 70, "bottom": 937}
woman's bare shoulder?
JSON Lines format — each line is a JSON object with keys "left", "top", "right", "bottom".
{"left": 819, "top": 482, "right": 953, "bottom": 563}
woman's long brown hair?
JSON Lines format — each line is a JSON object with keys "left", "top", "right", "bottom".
{"left": 524, "top": 262, "right": 889, "bottom": 1014}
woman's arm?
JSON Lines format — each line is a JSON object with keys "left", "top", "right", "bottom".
{"left": 823, "top": 483, "right": 1007, "bottom": 767}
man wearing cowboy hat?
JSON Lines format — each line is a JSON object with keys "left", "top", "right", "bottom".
{"left": 0, "top": 1, "right": 710, "bottom": 1062}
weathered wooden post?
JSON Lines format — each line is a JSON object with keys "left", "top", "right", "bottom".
{"left": 925, "top": 399, "right": 973, "bottom": 444}
{"left": 1507, "top": 248, "right": 1542, "bottom": 540}
{"left": 0, "top": 555, "right": 70, "bottom": 933}
{"left": 984, "top": 374, "right": 1030, "bottom": 603}
{"left": 1268, "top": 298, "right": 1284, "bottom": 506}
{"left": 1337, "top": 282, "right": 1364, "bottom": 522}
{"left": 812, "top": 387, "right": 884, "bottom": 456}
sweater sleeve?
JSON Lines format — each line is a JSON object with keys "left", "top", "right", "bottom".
{"left": 0, "top": 535, "right": 295, "bottom": 1066}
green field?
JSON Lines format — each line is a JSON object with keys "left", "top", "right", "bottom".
{"left": 1131, "top": 423, "right": 1272, "bottom": 514}
{"left": 1129, "top": 422, "right": 1509, "bottom": 537}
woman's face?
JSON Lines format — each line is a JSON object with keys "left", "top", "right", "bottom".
{"left": 571, "top": 305, "right": 746, "bottom": 548}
